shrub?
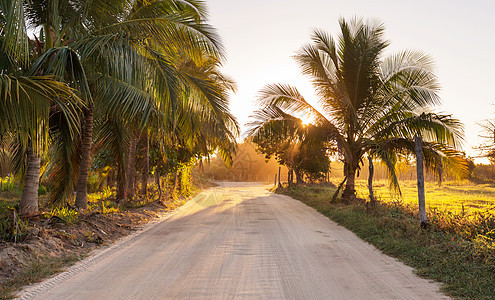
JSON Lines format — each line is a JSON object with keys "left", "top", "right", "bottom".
{"left": 87, "top": 173, "right": 101, "bottom": 193}
{"left": 38, "top": 184, "right": 47, "bottom": 195}
{"left": 88, "top": 199, "right": 120, "bottom": 214}
{"left": 44, "top": 206, "right": 79, "bottom": 225}
{"left": 1, "top": 175, "right": 16, "bottom": 192}
{"left": 0, "top": 202, "right": 29, "bottom": 242}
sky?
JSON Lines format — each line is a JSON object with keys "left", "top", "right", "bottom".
{"left": 206, "top": 0, "right": 495, "bottom": 162}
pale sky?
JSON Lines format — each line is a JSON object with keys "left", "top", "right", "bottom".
{"left": 207, "top": 0, "right": 495, "bottom": 162}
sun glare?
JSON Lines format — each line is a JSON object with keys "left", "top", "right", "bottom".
{"left": 301, "top": 116, "right": 314, "bottom": 126}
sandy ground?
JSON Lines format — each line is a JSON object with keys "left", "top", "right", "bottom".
{"left": 19, "top": 182, "right": 448, "bottom": 299}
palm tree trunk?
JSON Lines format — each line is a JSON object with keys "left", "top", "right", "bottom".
{"left": 342, "top": 165, "right": 356, "bottom": 204}
{"left": 368, "top": 156, "right": 376, "bottom": 206}
{"left": 140, "top": 132, "right": 149, "bottom": 195}
{"left": 126, "top": 136, "right": 139, "bottom": 199}
{"left": 75, "top": 105, "right": 94, "bottom": 210}
{"left": 414, "top": 136, "right": 428, "bottom": 228}
{"left": 19, "top": 147, "right": 40, "bottom": 217}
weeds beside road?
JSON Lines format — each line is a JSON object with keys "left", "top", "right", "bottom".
{"left": 278, "top": 184, "right": 495, "bottom": 299}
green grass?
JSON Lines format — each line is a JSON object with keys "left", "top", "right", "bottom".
{"left": 279, "top": 183, "right": 495, "bottom": 299}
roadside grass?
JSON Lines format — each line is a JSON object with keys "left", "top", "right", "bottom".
{"left": 354, "top": 179, "right": 495, "bottom": 214}
{"left": 0, "top": 254, "right": 84, "bottom": 299}
{"left": 278, "top": 183, "right": 495, "bottom": 299}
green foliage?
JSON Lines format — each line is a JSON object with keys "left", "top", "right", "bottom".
{"left": 91, "top": 149, "right": 114, "bottom": 171}
{"left": 0, "top": 175, "right": 16, "bottom": 192}
{"left": 37, "top": 184, "right": 47, "bottom": 195}
{"left": 87, "top": 173, "right": 101, "bottom": 194}
{"left": 0, "top": 202, "right": 29, "bottom": 242}
{"left": 44, "top": 206, "right": 79, "bottom": 225}
{"left": 179, "top": 165, "right": 193, "bottom": 197}
{"left": 88, "top": 199, "right": 120, "bottom": 215}
{"left": 2, "top": 0, "right": 239, "bottom": 210}
{"left": 249, "top": 113, "right": 331, "bottom": 182}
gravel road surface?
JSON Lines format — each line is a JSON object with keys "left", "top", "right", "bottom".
{"left": 19, "top": 182, "right": 448, "bottom": 299}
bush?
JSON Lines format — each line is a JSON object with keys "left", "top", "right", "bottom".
{"left": 0, "top": 202, "right": 29, "bottom": 242}
{"left": 87, "top": 173, "right": 101, "bottom": 193}
{"left": 88, "top": 199, "right": 120, "bottom": 214}
{"left": 38, "top": 184, "right": 47, "bottom": 195}
{"left": 1, "top": 175, "right": 16, "bottom": 192}
{"left": 44, "top": 206, "right": 79, "bottom": 225}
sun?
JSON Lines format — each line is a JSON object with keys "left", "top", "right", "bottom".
{"left": 301, "top": 115, "right": 314, "bottom": 126}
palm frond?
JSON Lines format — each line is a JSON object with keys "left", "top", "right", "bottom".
{"left": 0, "top": 0, "right": 29, "bottom": 66}
{"left": 0, "top": 75, "right": 82, "bottom": 152}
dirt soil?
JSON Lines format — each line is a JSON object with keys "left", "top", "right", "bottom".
{"left": 0, "top": 198, "right": 184, "bottom": 295}
{"left": 19, "top": 182, "right": 449, "bottom": 299}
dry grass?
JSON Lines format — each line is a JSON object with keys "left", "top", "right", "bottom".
{"left": 355, "top": 179, "right": 495, "bottom": 214}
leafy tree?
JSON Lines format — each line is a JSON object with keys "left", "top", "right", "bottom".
{"left": 248, "top": 106, "right": 330, "bottom": 185}
{"left": 477, "top": 119, "right": 495, "bottom": 164}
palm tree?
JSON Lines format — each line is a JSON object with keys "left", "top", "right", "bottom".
{"left": 133, "top": 55, "right": 239, "bottom": 199}
{"left": 0, "top": 75, "right": 81, "bottom": 216}
{"left": 0, "top": 1, "right": 83, "bottom": 216}
{"left": 21, "top": 0, "right": 230, "bottom": 208}
{"left": 252, "top": 18, "right": 466, "bottom": 202}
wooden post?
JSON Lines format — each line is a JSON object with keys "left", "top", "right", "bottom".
{"left": 368, "top": 156, "right": 375, "bottom": 206}
{"left": 415, "top": 136, "right": 428, "bottom": 228}
{"left": 278, "top": 167, "right": 281, "bottom": 187}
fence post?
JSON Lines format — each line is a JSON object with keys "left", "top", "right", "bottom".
{"left": 415, "top": 136, "right": 428, "bottom": 228}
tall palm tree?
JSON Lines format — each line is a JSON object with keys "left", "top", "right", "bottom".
{"left": 0, "top": 1, "right": 82, "bottom": 216}
{"left": 22, "top": 0, "right": 230, "bottom": 208}
{"left": 252, "top": 18, "right": 466, "bottom": 202}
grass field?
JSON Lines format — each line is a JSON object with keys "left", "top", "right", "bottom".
{"left": 352, "top": 179, "right": 495, "bottom": 214}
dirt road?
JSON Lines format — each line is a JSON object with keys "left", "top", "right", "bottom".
{"left": 19, "top": 182, "right": 448, "bottom": 299}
